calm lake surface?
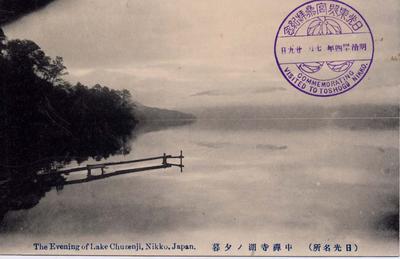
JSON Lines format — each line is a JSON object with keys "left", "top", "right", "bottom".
{"left": 2, "top": 0, "right": 398, "bottom": 255}
{"left": 0, "top": 119, "right": 398, "bottom": 255}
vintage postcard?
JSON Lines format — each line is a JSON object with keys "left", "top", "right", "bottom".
{"left": 0, "top": 0, "right": 399, "bottom": 257}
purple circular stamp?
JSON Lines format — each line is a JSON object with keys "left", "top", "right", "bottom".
{"left": 274, "top": 0, "right": 374, "bottom": 97}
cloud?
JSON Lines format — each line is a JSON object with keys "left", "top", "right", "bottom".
{"left": 256, "top": 144, "right": 288, "bottom": 151}
{"left": 190, "top": 86, "right": 287, "bottom": 98}
{"left": 190, "top": 90, "right": 226, "bottom": 97}
{"left": 5, "top": 0, "right": 399, "bottom": 109}
{"left": 252, "top": 87, "right": 287, "bottom": 94}
{"left": 195, "top": 141, "right": 231, "bottom": 149}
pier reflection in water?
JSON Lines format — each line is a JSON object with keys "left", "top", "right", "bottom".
{"left": 0, "top": 119, "right": 192, "bottom": 221}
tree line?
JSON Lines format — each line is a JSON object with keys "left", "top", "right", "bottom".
{"left": 0, "top": 32, "right": 137, "bottom": 180}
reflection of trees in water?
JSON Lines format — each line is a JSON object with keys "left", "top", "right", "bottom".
{"left": 0, "top": 138, "right": 135, "bottom": 221}
{"left": 0, "top": 117, "right": 196, "bottom": 221}
{"left": 0, "top": 172, "right": 65, "bottom": 221}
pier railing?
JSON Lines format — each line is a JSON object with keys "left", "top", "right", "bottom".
{"left": 40, "top": 151, "right": 184, "bottom": 185}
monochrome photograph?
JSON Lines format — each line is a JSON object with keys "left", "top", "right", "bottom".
{"left": 0, "top": 0, "right": 398, "bottom": 256}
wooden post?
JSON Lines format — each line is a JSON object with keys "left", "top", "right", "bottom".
{"left": 180, "top": 150, "right": 183, "bottom": 173}
{"left": 162, "top": 153, "right": 167, "bottom": 166}
{"left": 87, "top": 166, "right": 91, "bottom": 179}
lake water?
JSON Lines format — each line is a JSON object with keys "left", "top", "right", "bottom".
{"left": 1, "top": 0, "right": 398, "bottom": 255}
{"left": 0, "top": 119, "right": 398, "bottom": 255}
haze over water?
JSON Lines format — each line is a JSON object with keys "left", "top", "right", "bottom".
{"left": 0, "top": 119, "right": 398, "bottom": 255}
{"left": 1, "top": 0, "right": 399, "bottom": 256}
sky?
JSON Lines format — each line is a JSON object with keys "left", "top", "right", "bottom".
{"left": 3, "top": 0, "right": 400, "bottom": 110}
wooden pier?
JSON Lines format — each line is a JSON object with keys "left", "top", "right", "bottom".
{"left": 41, "top": 151, "right": 184, "bottom": 186}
